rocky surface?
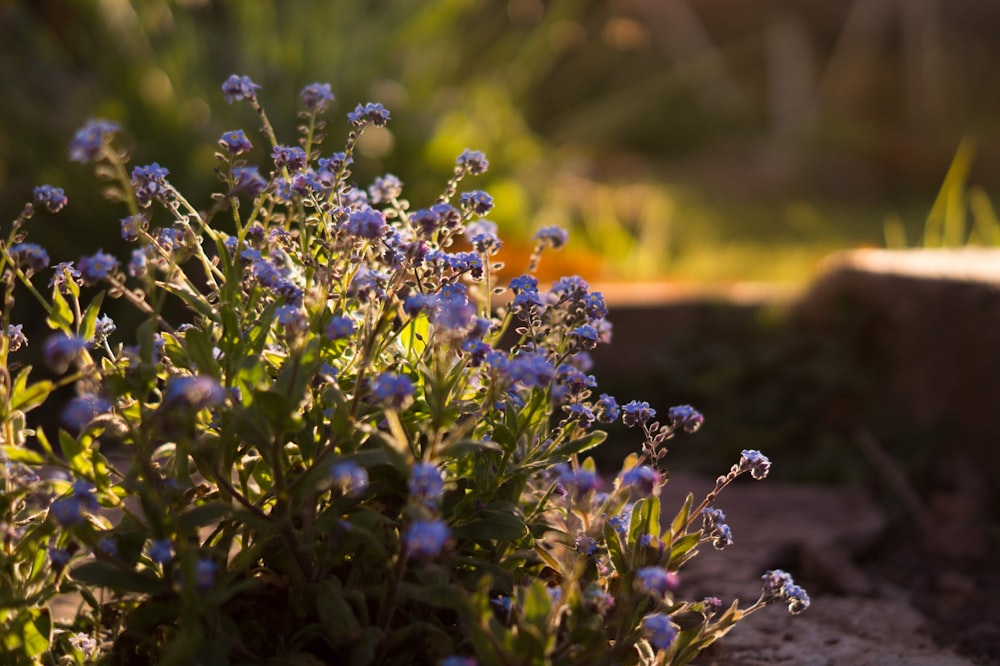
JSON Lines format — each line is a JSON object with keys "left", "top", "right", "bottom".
{"left": 658, "top": 473, "right": 982, "bottom": 666}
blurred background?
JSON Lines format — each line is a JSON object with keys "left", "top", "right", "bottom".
{"left": 3, "top": 0, "right": 1000, "bottom": 283}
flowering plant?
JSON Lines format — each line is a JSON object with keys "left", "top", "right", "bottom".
{"left": 0, "top": 75, "right": 808, "bottom": 665}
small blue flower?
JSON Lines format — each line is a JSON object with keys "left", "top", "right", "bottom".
{"left": 92, "top": 313, "right": 116, "bottom": 346}
{"left": 147, "top": 538, "right": 174, "bottom": 564}
{"left": 509, "top": 274, "right": 538, "bottom": 293}
{"left": 128, "top": 249, "right": 148, "bottom": 278}
{"left": 554, "top": 463, "right": 599, "bottom": 496}
{"left": 43, "top": 333, "right": 87, "bottom": 373}
{"left": 299, "top": 82, "right": 335, "bottom": 112}
{"left": 131, "top": 163, "right": 172, "bottom": 208}
{"left": 271, "top": 144, "right": 308, "bottom": 171}
{"left": 77, "top": 250, "right": 119, "bottom": 284}
{"left": 275, "top": 304, "right": 308, "bottom": 335}
{"left": 96, "top": 536, "right": 119, "bottom": 558}
{"left": 621, "top": 465, "right": 661, "bottom": 493}
{"left": 6, "top": 324, "right": 28, "bottom": 352}
{"left": 564, "top": 403, "right": 596, "bottom": 428}
{"left": 622, "top": 400, "right": 656, "bottom": 428}
{"left": 49, "top": 547, "right": 72, "bottom": 569}
{"left": 325, "top": 315, "right": 356, "bottom": 340}
{"left": 219, "top": 129, "right": 253, "bottom": 155}
{"left": 458, "top": 190, "right": 493, "bottom": 216}
{"left": 162, "top": 375, "right": 226, "bottom": 411}
{"left": 331, "top": 461, "right": 369, "bottom": 496}
{"left": 369, "top": 173, "right": 403, "bottom": 204}
{"left": 8, "top": 243, "right": 50, "bottom": 273}
{"left": 232, "top": 166, "right": 268, "bottom": 198}
{"left": 32, "top": 185, "right": 67, "bottom": 213}
{"left": 222, "top": 74, "right": 261, "bottom": 103}
{"left": 68, "top": 119, "right": 120, "bottom": 163}
{"left": 784, "top": 584, "right": 811, "bottom": 614}
{"left": 641, "top": 613, "right": 678, "bottom": 651}
{"left": 120, "top": 214, "right": 144, "bottom": 242}
{"left": 61, "top": 394, "right": 112, "bottom": 432}
{"left": 507, "top": 351, "right": 555, "bottom": 389}
{"left": 371, "top": 372, "right": 415, "bottom": 409}
{"left": 456, "top": 149, "right": 489, "bottom": 176}
{"left": 346, "top": 207, "right": 387, "bottom": 240}
{"left": 408, "top": 462, "right": 444, "bottom": 503}
{"left": 575, "top": 534, "right": 598, "bottom": 555}
{"left": 569, "top": 325, "right": 599, "bottom": 350}
{"left": 403, "top": 519, "right": 450, "bottom": 559}
{"left": 347, "top": 102, "right": 390, "bottom": 127}
{"left": 195, "top": 558, "right": 218, "bottom": 589}
{"left": 702, "top": 596, "right": 723, "bottom": 615}
{"left": 635, "top": 566, "right": 679, "bottom": 596}
{"left": 738, "top": 449, "right": 771, "bottom": 480}
{"left": 490, "top": 596, "right": 512, "bottom": 615}
{"left": 533, "top": 225, "right": 568, "bottom": 249}
{"left": 668, "top": 404, "right": 704, "bottom": 433}
{"left": 440, "top": 656, "right": 477, "bottom": 666}
{"left": 49, "top": 498, "right": 84, "bottom": 526}
{"left": 595, "top": 394, "right": 620, "bottom": 423}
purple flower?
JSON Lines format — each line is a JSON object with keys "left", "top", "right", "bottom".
{"left": 702, "top": 596, "right": 723, "bottom": 615}
{"left": 564, "top": 403, "right": 596, "bottom": 428}
{"left": 276, "top": 305, "right": 307, "bottom": 335}
{"left": 92, "top": 313, "right": 116, "bottom": 346}
{"left": 440, "top": 657, "right": 477, "bottom": 666}
{"left": 738, "top": 449, "right": 771, "bottom": 480}
{"left": 43, "top": 333, "right": 87, "bottom": 373}
{"left": 8, "top": 243, "right": 49, "bottom": 273}
{"left": 32, "top": 185, "right": 67, "bottom": 213}
{"left": 533, "top": 225, "right": 568, "bottom": 249}
{"left": 621, "top": 400, "right": 656, "bottom": 428}
{"left": 641, "top": 613, "right": 678, "bottom": 651}
{"left": 371, "top": 372, "right": 415, "bottom": 409}
{"left": 325, "top": 315, "right": 356, "bottom": 340}
{"left": 300, "top": 82, "right": 335, "bottom": 112}
{"left": 232, "top": 166, "right": 268, "bottom": 198}
{"left": 61, "top": 394, "right": 112, "bottom": 432}
{"left": 456, "top": 149, "right": 489, "bottom": 175}
{"left": 347, "top": 102, "right": 390, "bottom": 127}
{"left": 271, "top": 145, "right": 307, "bottom": 171}
{"left": 131, "top": 163, "right": 172, "bottom": 208}
{"left": 346, "top": 207, "right": 387, "bottom": 240}
{"left": 219, "top": 129, "right": 253, "bottom": 155}
{"left": 222, "top": 74, "right": 261, "bottom": 103}
{"left": 7, "top": 324, "right": 28, "bottom": 352}
{"left": 784, "top": 584, "right": 811, "bottom": 614}
{"left": 458, "top": 190, "right": 493, "bottom": 216}
{"left": 331, "top": 461, "right": 369, "bottom": 496}
{"left": 636, "top": 567, "right": 680, "bottom": 596}
{"left": 575, "top": 534, "right": 598, "bottom": 555}
{"left": 68, "top": 119, "right": 120, "bottom": 163}
{"left": 369, "top": 173, "right": 403, "bottom": 204}
{"left": 162, "top": 375, "right": 226, "bottom": 411}
{"left": 49, "top": 498, "right": 84, "bottom": 526}
{"left": 668, "top": 404, "right": 704, "bottom": 433}
{"left": 147, "top": 538, "right": 173, "bottom": 564}
{"left": 77, "top": 250, "right": 119, "bottom": 284}
{"left": 701, "top": 507, "right": 733, "bottom": 549}
{"left": 403, "top": 519, "right": 450, "bottom": 559}
{"left": 408, "top": 462, "right": 444, "bottom": 503}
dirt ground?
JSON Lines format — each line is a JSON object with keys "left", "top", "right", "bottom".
{"left": 657, "top": 473, "right": 999, "bottom": 665}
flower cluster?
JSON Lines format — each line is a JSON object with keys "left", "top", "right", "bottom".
{"left": 0, "top": 75, "right": 807, "bottom": 665}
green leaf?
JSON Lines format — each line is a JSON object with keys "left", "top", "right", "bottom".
{"left": 315, "top": 579, "right": 362, "bottom": 646}
{"left": 670, "top": 492, "right": 695, "bottom": 538}
{"left": 603, "top": 521, "right": 628, "bottom": 574}
{"left": 3, "top": 607, "right": 51, "bottom": 657}
{"left": 0, "top": 446, "right": 44, "bottom": 465}
{"left": 47, "top": 286, "right": 73, "bottom": 331}
{"left": 440, "top": 438, "right": 502, "bottom": 458}
{"left": 452, "top": 507, "right": 527, "bottom": 541}
{"left": 10, "top": 378, "right": 54, "bottom": 414}
{"left": 70, "top": 561, "right": 163, "bottom": 595}
{"left": 176, "top": 502, "right": 234, "bottom": 533}
{"left": 79, "top": 291, "right": 105, "bottom": 342}
{"left": 183, "top": 327, "right": 221, "bottom": 378}
{"left": 397, "top": 313, "right": 429, "bottom": 360}
{"left": 349, "top": 627, "right": 384, "bottom": 666}
{"left": 552, "top": 430, "right": 607, "bottom": 458}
